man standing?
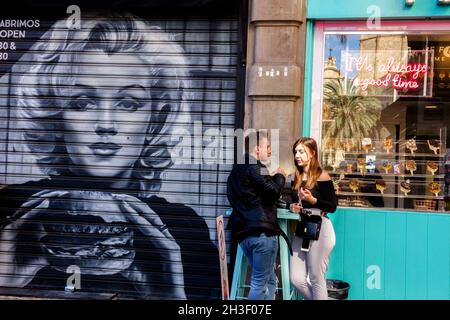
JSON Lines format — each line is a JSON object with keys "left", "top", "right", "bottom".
{"left": 227, "top": 130, "right": 286, "bottom": 300}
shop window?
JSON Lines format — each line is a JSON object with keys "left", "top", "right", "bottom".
{"left": 320, "top": 32, "right": 450, "bottom": 212}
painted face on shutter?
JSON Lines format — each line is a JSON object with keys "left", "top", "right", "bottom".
{"left": 61, "top": 52, "right": 153, "bottom": 181}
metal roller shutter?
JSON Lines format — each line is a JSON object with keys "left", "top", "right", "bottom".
{"left": 0, "top": 0, "right": 245, "bottom": 299}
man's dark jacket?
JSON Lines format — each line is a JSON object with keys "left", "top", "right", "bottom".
{"left": 227, "top": 155, "right": 286, "bottom": 242}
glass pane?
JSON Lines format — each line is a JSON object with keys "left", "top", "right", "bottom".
{"left": 321, "top": 33, "right": 449, "bottom": 212}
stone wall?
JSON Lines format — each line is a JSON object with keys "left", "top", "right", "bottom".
{"left": 245, "top": 0, "right": 307, "bottom": 173}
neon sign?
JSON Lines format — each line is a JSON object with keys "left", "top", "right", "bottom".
{"left": 350, "top": 57, "right": 427, "bottom": 90}
{"left": 341, "top": 50, "right": 434, "bottom": 97}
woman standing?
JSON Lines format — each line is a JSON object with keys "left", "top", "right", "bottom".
{"left": 289, "top": 137, "right": 337, "bottom": 300}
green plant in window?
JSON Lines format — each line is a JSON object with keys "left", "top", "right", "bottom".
{"left": 323, "top": 78, "right": 382, "bottom": 147}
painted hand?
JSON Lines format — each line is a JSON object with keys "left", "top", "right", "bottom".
{"left": 115, "top": 193, "right": 187, "bottom": 299}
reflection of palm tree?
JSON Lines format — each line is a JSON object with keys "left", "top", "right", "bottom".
{"left": 323, "top": 78, "right": 382, "bottom": 145}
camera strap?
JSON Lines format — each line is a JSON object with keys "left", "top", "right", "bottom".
{"left": 279, "top": 229, "right": 293, "bottom": 256}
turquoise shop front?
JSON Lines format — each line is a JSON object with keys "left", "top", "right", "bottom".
{"left": 327, "top": 208, "right": 449, "bottom": 299}
{"left": 303, "top": 0, "right": 450, "bottom": 299}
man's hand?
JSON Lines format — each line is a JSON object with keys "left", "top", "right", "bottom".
{"left": 274, "top": 167, "right": 287, "bottom": 177}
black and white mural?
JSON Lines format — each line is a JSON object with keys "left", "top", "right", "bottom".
{"left": 0, "top": 1, "right": 242, "bottom": 299}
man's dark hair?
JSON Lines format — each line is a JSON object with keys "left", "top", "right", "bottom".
{"left": 244, "top": 129, "right": 269, "bottom": 155}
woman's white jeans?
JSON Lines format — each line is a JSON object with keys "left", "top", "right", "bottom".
{"left": 290, "top": 216, "right": 336, "bottom": 300}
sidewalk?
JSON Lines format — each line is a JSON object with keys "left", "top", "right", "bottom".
{"left": 0, "top": 295, "right": 50, "bottom": 300}
{"left": 0, "top": 288, "right": 119, "bottom": 300}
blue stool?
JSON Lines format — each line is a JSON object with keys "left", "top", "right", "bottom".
{"left": 227, "top": 208, "right": 298, "bottom": 300}
{"left": 230, "top": 243, "right": 249, "bottom": 300}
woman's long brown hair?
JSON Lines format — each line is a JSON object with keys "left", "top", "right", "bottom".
{"left": 292, "top": 137, "right": 322, "bottom": 191}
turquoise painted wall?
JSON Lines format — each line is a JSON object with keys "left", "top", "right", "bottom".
{"left": 308, "top": 0, "right": 450, "bottom": 19}
{"left": 302, "top": 0, "right": 450, "bottom": 300}
{"left": 327, "top": 208, "right": 450, "bottom": 300}
{"left": 302, "top": 20, "right": 314, "bottom": 137}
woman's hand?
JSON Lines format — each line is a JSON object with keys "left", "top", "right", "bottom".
{"left": 299, "top": 187, "right": 317, "bottom": 205}
{"left": 290, "top": 203, "right": 302, "bottom": 213}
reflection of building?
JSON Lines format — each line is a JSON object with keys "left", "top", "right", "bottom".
{"left": 322, "top": 56, "right": 342, "bottom": 121}
{"left": 324, "top": 56, "right": 343, "bottom": 80}
{"left": 359, "top": 35, "right": 409, "bottom": 81}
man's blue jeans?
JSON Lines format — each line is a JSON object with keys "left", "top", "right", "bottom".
{"left": 239, "top": 233, "right": 278, "bottom": 300}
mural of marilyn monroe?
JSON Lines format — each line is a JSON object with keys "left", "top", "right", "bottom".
{"left": 0, "top": 12, "right": 220, "bottom": 299}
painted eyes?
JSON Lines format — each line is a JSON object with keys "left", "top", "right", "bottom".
{"left": 116, "top": 99, "right": 141, "bottom": 112}
{"left": 68, "top": 97, "right": 96, "bottom": 111}
{"left": 68, "top": 97, "right": 143, "bottom": 112}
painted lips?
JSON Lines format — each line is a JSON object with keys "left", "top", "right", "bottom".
{"left": 89, "top": 142, "right": 122, "bottom": 155}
